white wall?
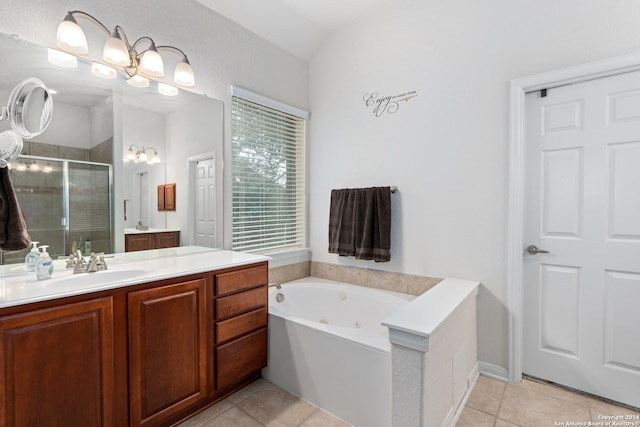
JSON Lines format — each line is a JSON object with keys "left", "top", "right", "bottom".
{"left": 308, "top": 0, "right": 640, "bottom": 371}
{"left": 1, "top": 88, "right": 91, "bottom": 148}
{"left": 165, "top": 96, "right": 224, "bottom": 246}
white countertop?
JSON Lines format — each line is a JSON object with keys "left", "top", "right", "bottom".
{"left": 0, "top": 247, "right": 269, "bottom": 309}
{"left": 124, "top": 227, "right": 182, "bottom": 234}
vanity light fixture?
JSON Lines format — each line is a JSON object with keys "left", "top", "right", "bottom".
{"left": 56, "top": 10, "right": 195, "bottom": 87}
{"left": 124, "top": 145, "right": 160, "bottom": 164}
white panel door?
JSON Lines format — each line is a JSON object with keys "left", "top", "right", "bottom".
{"left": 194, "top": 158, "right": 216, "bottom": 247}
{"left": 523, "top": 70, "right": 640, "bottom": 408}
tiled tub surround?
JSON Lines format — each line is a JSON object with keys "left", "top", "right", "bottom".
{"left": 263, "top": 272, "right": 480, "bottom": 427}
{"left": 269, "top": 261, "right": 442, "bottom": 296}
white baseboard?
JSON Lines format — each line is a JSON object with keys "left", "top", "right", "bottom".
{"left": 478, "top": 361, "right": 509, "bottom": 382}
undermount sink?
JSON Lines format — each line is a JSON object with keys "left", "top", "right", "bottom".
{"left": 44, "top": 268, "right": 152, "bottom": 287}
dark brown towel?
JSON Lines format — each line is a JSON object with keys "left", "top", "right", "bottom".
{"left": 0, "top": 167, "right": 31, "bottom": 251}
{"left": 328, "top": 186, "right": 391, "bottom": 262}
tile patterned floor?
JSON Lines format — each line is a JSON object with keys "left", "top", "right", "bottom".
{"left": 177, "top": 378, "right": 352, "bottom": 427}
{"left": 178, "top": 375, "right": 640, "bottom": 427}
{"left": 458, "top": 375, "right": 640, "bottom": 427}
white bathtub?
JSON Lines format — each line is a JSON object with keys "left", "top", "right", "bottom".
{"left": 262, "top": 277, "right": 414, "bottom": 427}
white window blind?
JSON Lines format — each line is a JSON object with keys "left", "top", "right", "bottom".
{"left": 231, "top": 95, "right": 306, "bottom": 253}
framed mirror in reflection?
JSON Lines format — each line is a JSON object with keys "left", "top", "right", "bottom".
{"left": 0, "top": 33, "right": 224, "bottom": 270}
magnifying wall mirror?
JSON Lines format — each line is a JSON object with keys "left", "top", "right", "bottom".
{"left": 0, "top": 77, "right": 53, "bottom": 166}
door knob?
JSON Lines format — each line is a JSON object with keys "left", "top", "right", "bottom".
{"left": 526, "top": 244, "right": 550, "bottom": 255}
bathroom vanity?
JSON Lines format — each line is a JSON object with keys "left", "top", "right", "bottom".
{"left": 124, "top": 229, "right": 181, "bottom": 252}
{"left": 0, "top": 247, "right": 268, "bottom": 427}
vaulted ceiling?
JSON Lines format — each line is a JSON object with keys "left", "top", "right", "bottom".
{"left": 196, "top": 0, "right": 406, "bottom": 60}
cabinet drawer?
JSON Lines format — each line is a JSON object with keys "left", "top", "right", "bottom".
{"left": 216, "top": 328, "right": 267, "bottom": 390}
{"left": 215, "top": 265, "right": 267, "bottom": 296}
{"left": 215, "top": 286, "right": 266, "bottom": 319}
{"left": 216, "top": 307, "right": 267, "bottom": 344}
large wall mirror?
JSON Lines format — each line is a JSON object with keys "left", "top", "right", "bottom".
{"left": 0, "top": 33, "right": 224, "bottom": 270}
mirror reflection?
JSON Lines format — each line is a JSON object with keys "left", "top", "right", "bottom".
{"left": 0, "top": 33, "right": 223, "bottom": 269}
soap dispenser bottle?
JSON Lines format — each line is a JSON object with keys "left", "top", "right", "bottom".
{"left": 36, "top": 245, "right": 53, "bottom": 281}
{"left": 24, "top": 241, "right": 40, "bottom": 272}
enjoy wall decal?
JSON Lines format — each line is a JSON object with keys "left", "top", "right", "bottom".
{"left": 363, "top": 90, "right": 418, "bottom": 117}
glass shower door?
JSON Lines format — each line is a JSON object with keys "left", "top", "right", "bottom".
{"left": 68, "top": 161, "right": 112, "bottom": 256}
{"left": 8, "top": 157, "right": 66, "bottom": 263}
{"left": 2, "top": 156, "right": 112, "bottom": 265}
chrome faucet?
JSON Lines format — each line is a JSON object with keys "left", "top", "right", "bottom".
{"left": 68, "top": 250, "right": 109, "bottom": 274}
{"left": 268, "top": 283, "right": 281, "bottom": 290}
{"left": 135, "top": 221, "right": 149, "bottom": 231}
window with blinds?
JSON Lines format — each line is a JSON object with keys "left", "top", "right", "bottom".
{"left": 231, "top": 96, "right": 306, "bottom": 253}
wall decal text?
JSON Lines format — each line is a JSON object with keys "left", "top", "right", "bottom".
{"left": 363, "top": 90, "right": 418, "bottom": 117}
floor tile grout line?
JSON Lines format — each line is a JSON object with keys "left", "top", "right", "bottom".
{"left": 493, "top": 379, "right": 514, "bottom": 427}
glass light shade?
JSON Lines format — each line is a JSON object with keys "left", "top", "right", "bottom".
{"left": 158, "top": 83, "right": 178, "bottom": 97}
{"left": 47, "top": 48, "right": 78, "bottom": 68}
{"left": 150, "top": 150, "right": 160, "bottom": 163}
{"left": 125, "top": 147, "right": 137, "bottom": 161}
{"left": 91, "top": 62, "right": 117, "bottom": 79}
{"left": 138, "top": 48, "right": 164, "bottom": 77}
{"left": 127, "top": 75, "right": 150, "bottom": 88}
{"left": 43, "top": 164, "right": 53, "bottom": 173}
{"left": 103, "top": 33, "right": 131, "bottom": 67}
{"left": 56, "top": 15, "right": 88, "bottom": 55}
{"left": 30, "top": 162, "right": 40, "bottom": 171}
{"left": 138, "top": 151, "right": 148, "bottom": 163}
{"left": 174, "top": 59, "right": 195, "bottom": 87}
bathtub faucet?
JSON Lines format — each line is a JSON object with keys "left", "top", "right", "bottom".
{"left": 268, "top": 283, "right": 281, "bottom": 290}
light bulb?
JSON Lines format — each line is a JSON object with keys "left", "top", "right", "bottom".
{"left": 103, "top": 31, "right": 131, "bottom": 67}
{"left": 158, "top": 83, "right": 178, "bottom": 97}
{"left": 47, "top": 48, "right": 78, "bottom": 68}
{"left": 91, "top": 62, "right": 117, "bottom": 79}
{"left": 125, "top": 147, "right": 137, "bottom": 161}
{"left": 127, "top": 75, "right": 149, "bottom": 88}
{"left": 56, "top": 13, "right": 88, "bottom": 55}
{"left": 174, "top": 58, "right": 195, "bottom": 87}
{"left": 138, "top": 46, "right": 164, "bottom": 77}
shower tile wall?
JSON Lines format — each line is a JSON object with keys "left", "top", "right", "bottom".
{"left": 10, "top": 166, "right": 65, "bottom": 262}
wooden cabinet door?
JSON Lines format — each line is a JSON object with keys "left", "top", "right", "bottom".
{"left": 128, "top": 278, "right": 207, "bottom": 427}
{"left": 157, "top": 185, "right": 165, "bottom": 211}
{"left": 155, "top": 231, "right": 180, "bottom": 249}
{"left": 0, "top": 297, "right": 115, "bottom": 427}
{"left": 216, "top": 328, "right": 267, "bottom": 390}
{"left": 164, "top": 183, "right": 176, "bottom": 211}
{"left": 125, "top": 234, "right": 155, "bottom": 252}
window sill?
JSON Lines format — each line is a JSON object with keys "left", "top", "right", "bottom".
{"left": 264, "top": 248, "right": 311, "bottom": 268}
